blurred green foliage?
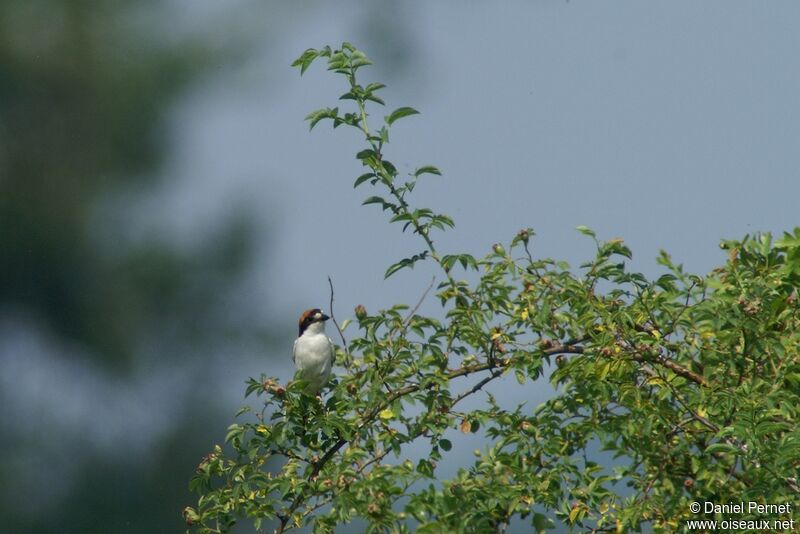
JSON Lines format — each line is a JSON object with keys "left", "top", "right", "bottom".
{"left": 0, "top": 0, "right": 253, "bottom": 369}
{"left": 0, "top": 1, "right": 257, "bottom": 532}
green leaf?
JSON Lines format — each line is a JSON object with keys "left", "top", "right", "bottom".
{"left": 600, "top": 239, "right": 633, "bottom": 259}
{"left": 568, "top": 504, "right": 585, "bottom": 523}
{"left": 225, "top": 423, "right": 243, "bottom": 444}
{"left": 245, "top": 378, "right": 262, "bottom": 397}
{"left": 533, "top": 513, "right": 551, "bottom": 533}
{"left": 188, "top": 475, "right": 208, "bottom": 493}
{"left": 576, "top": 225, "right": 596, "bottom": 238}
{"left": 429, "top": 214, "right": 455, "bottom": 231}
{"left": 291, "top": 48, "right": 320, "bottom": 75}
{"left": 775, "top": 227, "right": 800, "bottom": 249}
{"left": 705, "top": 442, "right": 740, "bottom": 455}
{"left": 515, "top": 369, "right": 526, "bottom": 385}
{"left": 362, "top": 196, "right": 385, "bottom": 206}
{"left": 305, "top": 107, "right": 339, "bottom": 130}
{"left": 414, "top": 165, "right": 442, "bottom": 177}
{"left": 349, "top": 50, "right": 372, "bottom": 69}
{"left": 377, "top": 126, "right": 390, "bottom": 144}
{"left": 365, "top": 94, "right": 385, "bottom": 105}
{"left": 384, "top": 252, "right": 428, "bottom": 279}
{"left": 362, "top": 196, "right": 396, "bottom": 212}
{"left": 439, "top": 438, "right": 452, "bottom": 451}
{"left": 355, "top": 148, "right": 379, "bottom": 161}
{"left": 353, "top": 172, "right": 375, "bottom": 188}
{"left": 385, "top": 261, "right": 409, "bottom": 279}
{"left": 416, "top": 458, "right": 435, "bottom": 477}
{"left": 389, "top": 212, "right": 414, "bottom": 224}
{"left": 440, "top": 254, "right": 475, "bottom": 272}
{"left": 457, "top": 254, "right": 477, "bottom": 270}
{"left": 381, "top": 159, "right": 398, "bottom": 176}
{"left": 441, "top": 255, "right": 458, "bottom": 271}
{"left": 385, "top": 106, "right": 419, "bottom": 126}
{"left": 365, "top": 82, "right": 387, "bottom": 93}
{"left": 655, "top": 273, "right": 677, "bottom": 291}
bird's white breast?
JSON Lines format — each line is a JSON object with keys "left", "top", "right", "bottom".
{"left": 293, "top": 332, "right": 333, "bottom": 389}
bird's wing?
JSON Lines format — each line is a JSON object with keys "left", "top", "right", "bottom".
{"left": 292, "top": 338, "right": 298, "bottom": 365}
{"left": 328, "top": 336, "right": 336, "bottom": 366}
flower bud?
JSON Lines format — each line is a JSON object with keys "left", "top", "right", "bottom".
{"left": 183, "top": 507, "right": 199, "bottom": 526}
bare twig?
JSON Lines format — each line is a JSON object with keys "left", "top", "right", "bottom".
{"left": 404, "top": 276, "right": 436, "bottom": 325}
{"left": 327, "top": 275, "right": 349, "bottom": 355}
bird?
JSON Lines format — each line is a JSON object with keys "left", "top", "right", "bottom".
{"left": 292, "top": 308, "right": 335, "bottom": 394}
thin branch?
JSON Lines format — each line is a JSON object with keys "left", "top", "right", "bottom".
{"left": 636, "top": 354, "right": 708, "bottom": 387}
{"left": 404, "top": 276, "right": 436, "bottom": 326}
{"left": 620, "top": 334, "right": 707, "bottom": 387}
{"left": 356, "top": 447, "right": 392, "bottom": 475}
{"left": 327, "top": 275, "right": 349, "bottom": 355}
{"left": 451, "top": 368, "right": 503, "bottom": 408}
{"left": 522, "top": 239, "right": 534, "bottom": 265}
{"left": 668, "top": 280, "right": 696, "bottom": 333}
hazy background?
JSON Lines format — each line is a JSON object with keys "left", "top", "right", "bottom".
{"left": 1, "top": 1, "right": 798, "bottom": 532}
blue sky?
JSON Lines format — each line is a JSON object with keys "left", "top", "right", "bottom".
{"left": 162, "top": 1, "right": 799, "bottom": 377}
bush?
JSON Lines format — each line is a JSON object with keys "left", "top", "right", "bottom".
{"left": 185, "top": 43, "right": 800, "bottom": 533}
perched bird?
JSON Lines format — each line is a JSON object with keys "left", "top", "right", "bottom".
{"left": 292, "top": 308, "right": 335, "bottom": 393}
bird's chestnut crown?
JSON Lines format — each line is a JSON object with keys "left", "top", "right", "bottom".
{"left": 298, "top": 308, "right": 330, "bottom": 336}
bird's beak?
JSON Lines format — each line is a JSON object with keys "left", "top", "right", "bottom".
{"left": 320, "top": 313, "right": 330, "bottom": 321}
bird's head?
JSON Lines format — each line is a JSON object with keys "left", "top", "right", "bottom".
{"left": 298, "top": 308, "right": 330, "bottom": 336}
